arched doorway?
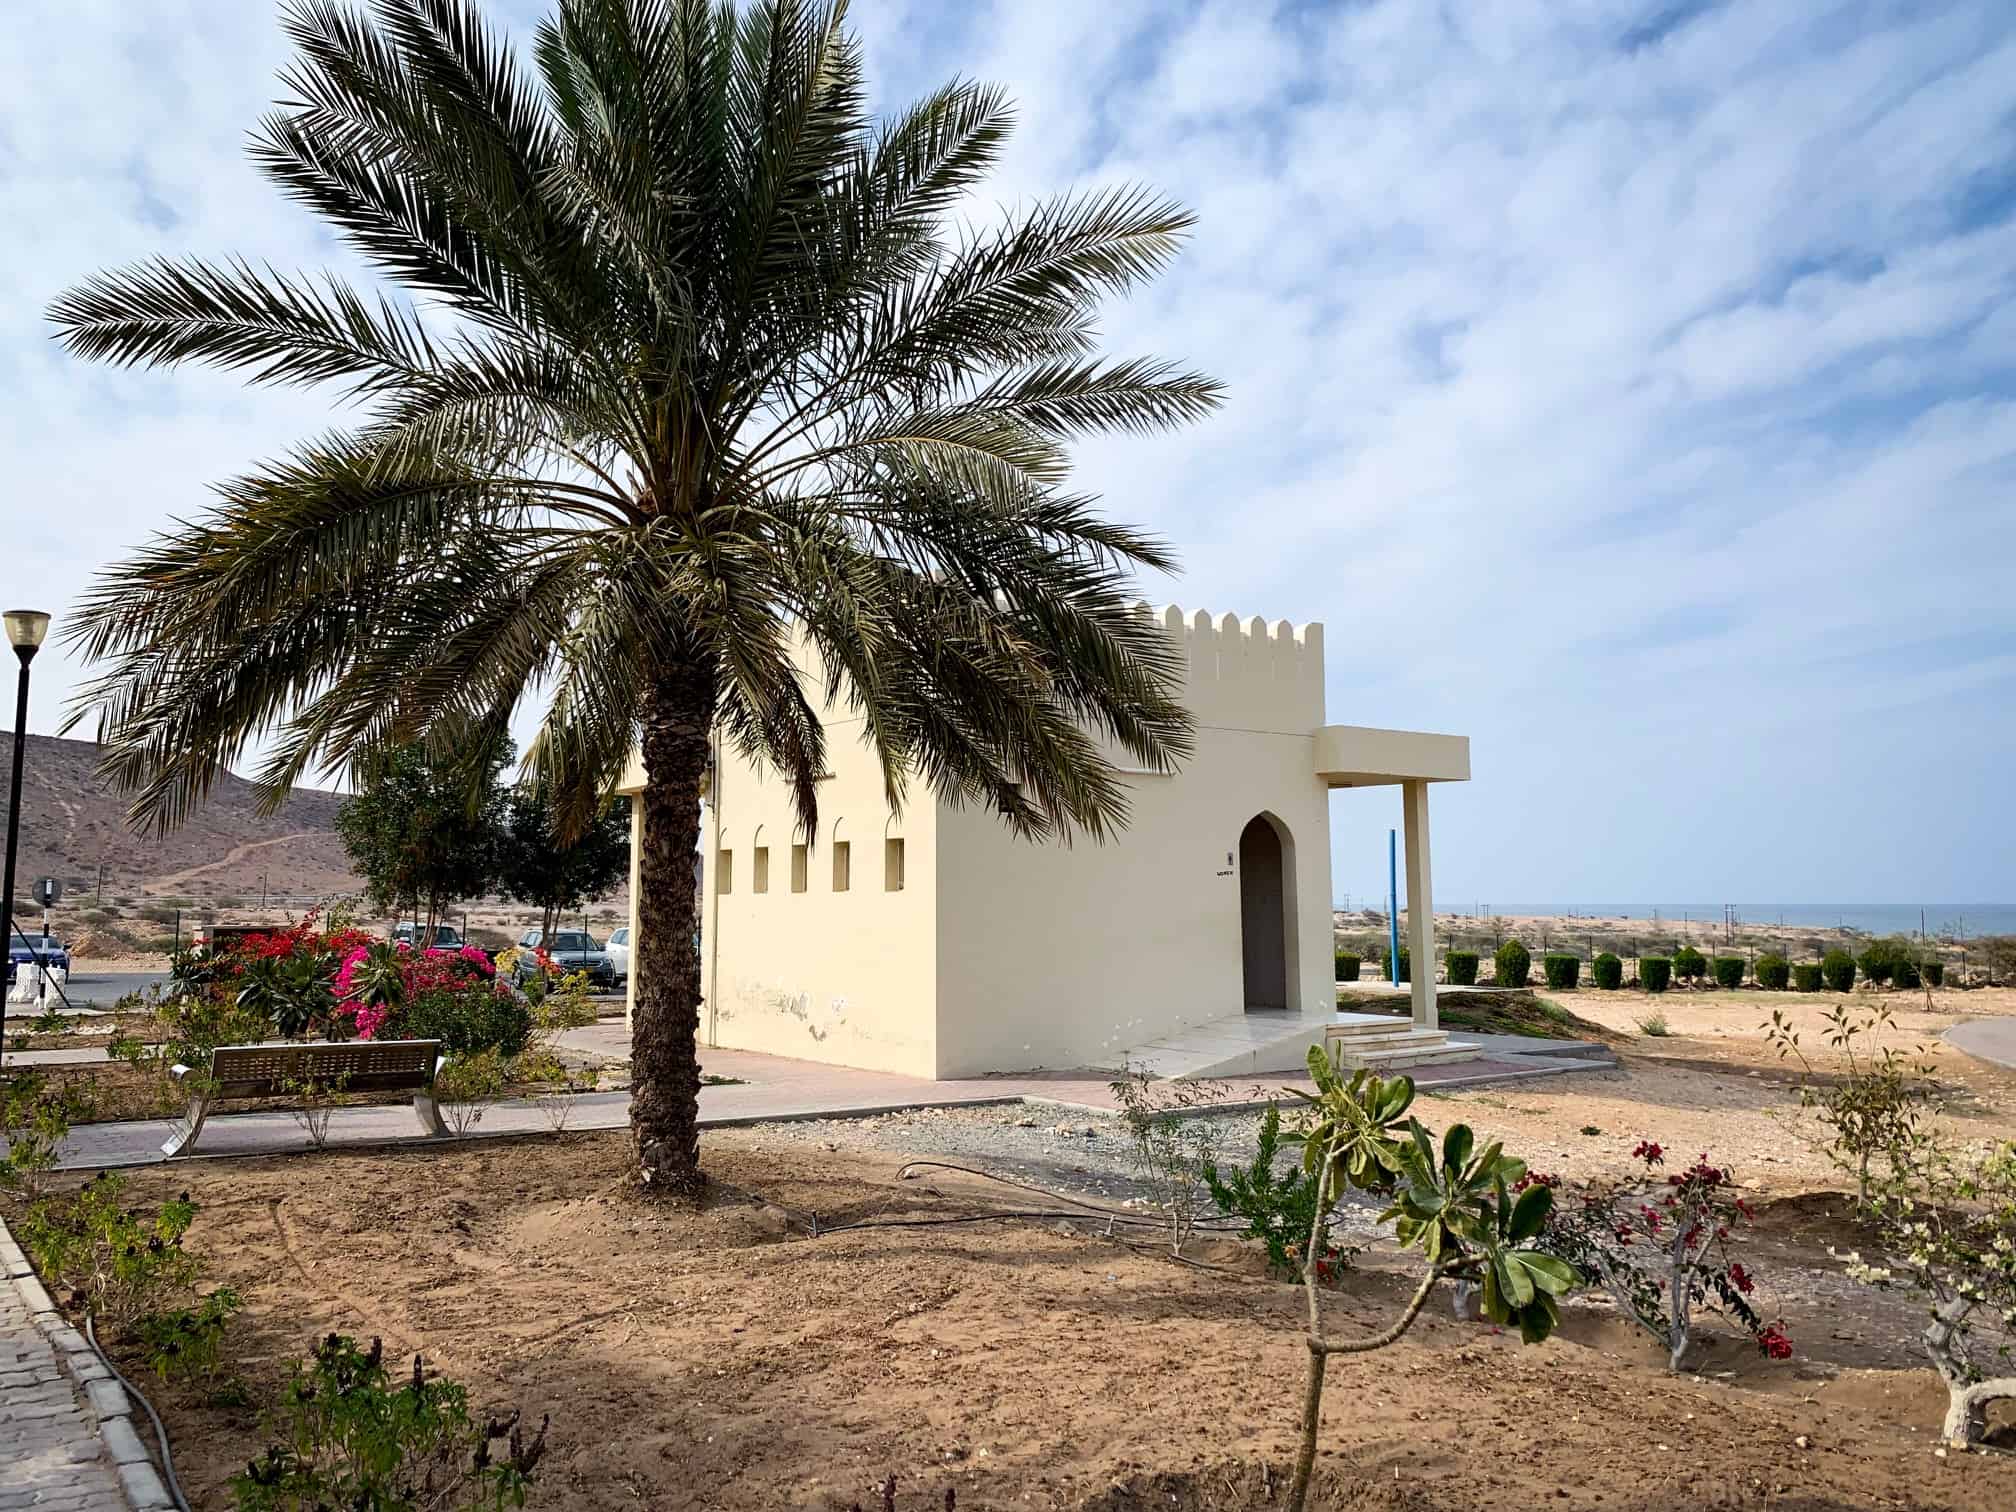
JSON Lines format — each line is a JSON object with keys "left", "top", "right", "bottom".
{"left": 1239, "top": 814, "right": 1291, "bottom": 1010}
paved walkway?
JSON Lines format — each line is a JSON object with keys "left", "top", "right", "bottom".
{"left": 1945, "top": 1014, "right": 2016, "bottom": 1071}
{"left": 0, "top": 1226, "right": 140, "bottom": 1510}
{"left": 9, "top": 1025, "right": 1606, "bottom": 1170}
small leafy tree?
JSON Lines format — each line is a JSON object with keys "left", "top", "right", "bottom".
{"left": 335, "top": 740, "right": 509, "bottom": 938}
{"left": 1837, "top": 1140, "right": 2016, "bottom": 1447}
{"left": 1765, "top": 1003, "right": 1932, "bottom": 1202}
{"left": 232, "top": 1335, "right": 544, "bottom": 1511}
{"left": 1282, "top": 1054, "right": 1575, "bottom": 1511}
{"left": 1672, "top": 945, "right": 1707, "bottom": 984}
{"left": 494, "top": 787, "right": 631, "bottom": 939}
{"left": 1110, "top": 1070, "right": 1230, "bottom": 1254}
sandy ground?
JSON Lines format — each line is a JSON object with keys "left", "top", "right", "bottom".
{"left": 41, "top": 1136, "right": 2011, "bottom": 1512}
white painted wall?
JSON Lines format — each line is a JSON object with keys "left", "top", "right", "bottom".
{"left": 932, "top": 724, "right": 1334, "bottom": 1075}
{"left": 620, "top": 606, "right": 1348, "bottom": 1079}
{"left": 697, "top": 717, "right": 941, "bottom": 1077}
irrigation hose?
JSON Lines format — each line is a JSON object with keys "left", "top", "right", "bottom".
{"left": 84, "top": 1311, "right": 193, "bottom": 1512}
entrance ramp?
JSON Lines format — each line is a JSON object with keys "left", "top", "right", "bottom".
{"left": 1117, "top": 1009, "right": 1480, "bottom": 1081}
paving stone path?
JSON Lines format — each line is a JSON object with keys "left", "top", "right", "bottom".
{"left": 1, "top": 1219, "right": 168, "bottom": 1510}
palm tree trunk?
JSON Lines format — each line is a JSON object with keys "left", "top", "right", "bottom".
{"left": 630, "top": 663, "right": 715, "bottom": 1196}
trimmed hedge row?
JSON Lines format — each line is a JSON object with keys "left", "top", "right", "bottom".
{"left": 1542, "top": 952, "right": 1580, "bottom": 989}
{"left": 1755, "top": 953, "right": 1789, "bottom": 991}
{"left": 1711, "top": 955, "right": 1744, "bottom": 989}
{"left": 1593, "top": 951, "right": 1623, "bottom": 990}
{"left": 1446, "top": 949, "right": 1480, "bottom": 986}
{"left": 1822, "top": 949, "right": 1856, "bottom": 992}
{"left": 1640, "top": 957, "right": 1672, "bottom": 993}
{"left": 1791, "top": 963, "right": 1824, "bottom": 993}
{"left": 1382, "top": 946, "right": 1410, "bottom": 984}
{"left": 1495, "top": 939, "right": 1531, "bottom": 988}
{"left": 1334, "top": 950, "right": 1360, "bottom": 983}
{"left": 1673, "top": 946, "right": 1707, "bottom": 982}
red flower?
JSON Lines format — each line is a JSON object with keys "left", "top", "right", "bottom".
{"left": 1729, "top": 1263, "right": 1754, "bottom": 1295}
{"left": 1756, "top": 1323, "right": 1793, "bottom": 1360}
{"left": 1632, "top": 1141, "right": 1665, "bottom": 1166}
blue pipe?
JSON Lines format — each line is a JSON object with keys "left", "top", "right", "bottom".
{"left": 1388, "top": 828, "right": 1400, "bottom": 985}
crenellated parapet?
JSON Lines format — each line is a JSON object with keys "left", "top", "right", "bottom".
{"left": 1137, "top": 603, "right": 1326, "bottom": 731}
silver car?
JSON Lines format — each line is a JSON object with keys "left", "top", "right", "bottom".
{"left": 604, "top": 926, "right": 630, "bottom": 980}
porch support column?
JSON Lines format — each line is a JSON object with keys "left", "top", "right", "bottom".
{"left": 1402, "top": 779, "right": 1436, "bottom": 1033}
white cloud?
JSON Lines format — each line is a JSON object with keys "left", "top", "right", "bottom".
{"left": 3, "top": 0, "right": 2012, "bottom": 903}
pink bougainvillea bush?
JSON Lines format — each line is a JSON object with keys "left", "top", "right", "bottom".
{"left": 1522, "top": 1142, "right": 1792, "bottom": 1371}
{"left": 333, "top": 942, "right": 531, "bottom": 1057}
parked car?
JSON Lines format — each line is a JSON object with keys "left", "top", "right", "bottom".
{"left": 393, "top": 922, "right": 466, "bottom": 950}
{"left": 6, "top": 934, "right": 71, "bottom": 985}
{"left": 513, "top": 929, "right": 618, "bottom": 989}
{"left": 604, "top": 926, "right": 630, "bottom": 980}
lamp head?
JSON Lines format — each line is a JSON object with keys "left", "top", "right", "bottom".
{"left": 4, "top": 609, "right": 51, "bottom": 663}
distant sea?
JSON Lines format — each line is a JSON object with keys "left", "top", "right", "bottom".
{"left": 1458, "top": 904, "right": 2016, "bottom": 940}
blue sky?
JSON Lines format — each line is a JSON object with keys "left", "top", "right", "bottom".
{"left": 3, "top": 1, "right": 2012, "bottom": 905}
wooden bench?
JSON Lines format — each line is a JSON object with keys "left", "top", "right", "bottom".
{"left": 162, "top": 1039, "right": 448, "bottom": 1157}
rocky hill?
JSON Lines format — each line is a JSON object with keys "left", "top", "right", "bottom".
{"left": 0, "top": 734, "right": 357, "bottom": 908}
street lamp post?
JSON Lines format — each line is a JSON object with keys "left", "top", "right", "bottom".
{"left": 2, "top": 608, "right": 52, "bottom": 1065}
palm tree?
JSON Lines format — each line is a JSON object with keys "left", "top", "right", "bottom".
{"left": 50, "top": 0, "right": 1218, "bottom": 1194}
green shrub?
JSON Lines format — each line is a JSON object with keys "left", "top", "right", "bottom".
{"left": 1202, "top": 1105, "right": 1344, "bottom": 1283}
{"left": 17, "top": 1173, "right": 202, "bottom": 1331}
{"left": 1755, "top": 954, "right": 1790, "bottom": 991}
{"left": 1672, "top": 946, "right": 1707, "bottom": 983}
{"left": 1860, "top": 937, "right": 1911, "bottom": 986}
{"left": 1445, "top": 950, "right": 1479, "bottom": 986}
{"left": 1494, "top": 938, "right": 1531, "bottom": 987}
{"left": 1792, "top": 963, "right": 1824, "bottom": 993}
{"left": 399, "top": 989, "right": 533, "bottom": 1059}
{"left": 1593, "top": 952, "right": 1623, "bottom": 990}
{"left": 1711, "top": 956, "right": 1744, "bottom": 990}
{"left": 1333, "top": 950, "right": 1360, "bottom": 983}
{"left": 1542, "top": 953, "right": 1580, "bottom": 989}
{"left": 1923, "top": 961, "right": 1945, "bottom": 987}
{"left": 1640, "top": 957, "right": 1673, "bottom": 993}
{"left": 1381, "top": 946, "right": 1409, "bottom": 984}
{"left": 1893, "top": 957, "right": 1921, "bottom": 990}
{"left": 1636, "top": 1010, "right": 1671, "bottom": 1036}
{"left": 137, "top": 1287, "right": 242, "bottom": 1382}
{"left": 231, "top": 1335, "right": 543, "bottom": 1511}
{"left": 1821, "top": 949, "right": 1857, "bottom": 993}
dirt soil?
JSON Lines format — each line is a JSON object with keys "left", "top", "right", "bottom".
{"left": 44, "top": 1124, "right": 2011, "bottom": 1512}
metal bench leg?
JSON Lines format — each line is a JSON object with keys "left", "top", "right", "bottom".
{"left": 413, "top": 1091, "right": 449, "bottom": 1138}
{"left": 161, "top": 1094, "right": 212, "bottom": 1158}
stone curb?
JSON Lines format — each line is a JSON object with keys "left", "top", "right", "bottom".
{"left": 0, "top": 1212, "right": 174, "bottom": 1511}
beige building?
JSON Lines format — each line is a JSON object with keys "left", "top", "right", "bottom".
{"left": 618, "top": 606, "right": 1469, "bottom": 1080}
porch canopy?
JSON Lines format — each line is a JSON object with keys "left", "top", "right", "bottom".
{"left": 1314, "top": 725, "right": 1470, "bottom": 1033}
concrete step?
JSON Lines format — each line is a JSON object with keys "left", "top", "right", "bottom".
{"left": 1332, "top": 1042, "right": 1483, "bottom": 1070}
